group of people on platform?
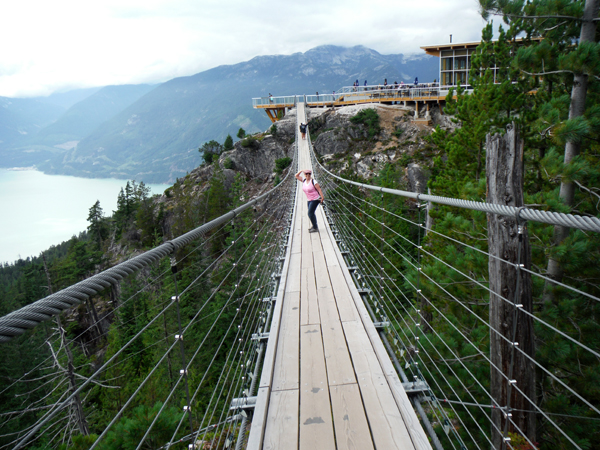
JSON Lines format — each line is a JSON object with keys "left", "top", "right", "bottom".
{"left": 351, "top": 78, "right": 438, "bottom": 92}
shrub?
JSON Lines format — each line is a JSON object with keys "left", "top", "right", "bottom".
{"left": 237, "top": 127, "right": 246, "bottom": 139}
{"left": 350, "top": 108, "right": 381, "bottom": 139}
{"left": 274, "top": 175, "right": 281, "bottom": 186}
{"left": 393, "top": 128, "right": 404, "bottom": 138}
{"left": 241, "top": 135, "right": 259, "bottom": 149}
{"left": 270, "top": 124, "right": 277, "bottom": 136}
{"left": 223, "top": 157, "right": 234, "bottom": 170}
{"left": 275, "top": 157, "right": 292, "bottom": 174}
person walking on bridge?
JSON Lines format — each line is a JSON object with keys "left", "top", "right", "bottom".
{"left": 295, "top": 169, "right": 324, "bottom": 233}
{"left": 299, "top": 122, "right": 307, "bottom": 140}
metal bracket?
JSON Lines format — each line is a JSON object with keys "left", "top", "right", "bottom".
{"left": 402, "top": 380, "right": 429, "bottom": 395}
{"left": 230, "top": 396, "right": 257, "bottom": 411}
{"left": 373, "top": 321, "right": 390, "bottom": 329}
{"left": 251, "top": 332, "right": 270, "bottom": 342}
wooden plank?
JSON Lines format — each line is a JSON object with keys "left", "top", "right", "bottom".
{"left": 342, "top": 320, "right": 415, "bottom": 449}
{"left": 247, "top": 386, "right": 270, "bottom": 450}
{"left": 330, "top": 384, "right": 375, "bottom": 450}
{"left": 286, "top": 253, "right": 302, "bottom": 293}
{"left": 299, "top": 324, "right": 335, "bottom": 450}
{"left": 301, "top": 267, "right": 320, "bottom": 326}
{"left": 272, "top": 291, "right": 300, "bottom": 391}
{"left": 263, "top": 389, "right": 299, "bottom": 450}
{"left": 312, "top": 250, "right": 330, "bottom": 290}
{"left": 316, "top": 287, "right": 340, "bottom": 324}
{"left": 324, "top": 223, "right": 432, "bottom": 449}
{"left": 327, "top": 264, "right": 359, "bottom": 323}
{"left": 320, "top": 316, "right": 356, "bottom": 386}
{"left": 258, "top": 190, "right": 299, "bottom": 390}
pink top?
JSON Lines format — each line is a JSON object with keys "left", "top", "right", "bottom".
{"left": 302, "top": 178, "right": 320, "bottom": 201}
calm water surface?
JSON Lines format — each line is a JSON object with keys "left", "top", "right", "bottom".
{"left": 0, "top": 169, "right": 170, "bottom": 264}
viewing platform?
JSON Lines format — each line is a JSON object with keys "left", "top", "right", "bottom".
{"left": 252, "top": 84, "right": 450, "bottom": 123}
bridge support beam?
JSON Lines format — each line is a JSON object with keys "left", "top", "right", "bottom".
{"left": 265, "top": 108, "right": 286, "bottom": 123}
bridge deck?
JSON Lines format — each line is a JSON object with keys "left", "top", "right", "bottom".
{"left": 247, "top": 104, "right": 431, "bottom": 450}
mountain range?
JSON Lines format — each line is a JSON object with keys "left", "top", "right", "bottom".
{"left": 0, "top": 45, "right": 438, "bottom": 183}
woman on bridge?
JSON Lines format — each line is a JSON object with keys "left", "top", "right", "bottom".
{"left": 295, "top": 169, "right": 324, "bottom": 233}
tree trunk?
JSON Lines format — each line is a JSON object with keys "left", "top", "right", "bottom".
{"left": 42, "top": 255, "right": 89, "bottom": 436}
{"left": 486, "top": 125, "right": 535, "bottom": 448}
{"left": 544, "top": 0, "right": 599, "bottom": 303}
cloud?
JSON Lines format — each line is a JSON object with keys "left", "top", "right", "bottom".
{"left": 0, "top": 0, "right": 486, "bottom": 97}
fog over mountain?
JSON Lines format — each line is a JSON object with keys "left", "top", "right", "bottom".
{"left": 0, "top": 45, "right": 438, "bottom": 183}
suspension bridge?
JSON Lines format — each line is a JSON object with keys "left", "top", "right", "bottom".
{"left": 1, "top": 102, "right": 599, "bottom": 450}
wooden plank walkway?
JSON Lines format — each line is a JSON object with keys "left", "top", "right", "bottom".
{"left": 247, "top": 104, "right": 432, "bottom": 450}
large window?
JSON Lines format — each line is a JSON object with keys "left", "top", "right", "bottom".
{"left": 439, "top": 48, "right": 474, "bottom": 87}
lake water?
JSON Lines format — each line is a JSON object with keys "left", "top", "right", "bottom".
{"left": 0, "top": 169, "right": 170, "bottom": 264}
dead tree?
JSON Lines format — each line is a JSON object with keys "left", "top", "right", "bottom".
{"left": 486, "top": 124, "right": 535, "bottom": 448}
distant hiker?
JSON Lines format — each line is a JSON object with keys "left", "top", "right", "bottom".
{"left": 414, "top": 77, "right": 418, "bottom": 86}
{"left": 364, "top": 80, "right": 367, "bottom": 86}
{"left": 299, "top": 122, "right": 307, "bottom": 140}
{"left": 384, "top": 78, "right": 388, "bottom": 87}
{"left": 316, "top": 91, "right": 319, "bottom": 100}
{"left": 295, "top": 169, "right": 324, "bottom": 233}
{"left": 269, "top": 93, "right": 274, "bottom": 103}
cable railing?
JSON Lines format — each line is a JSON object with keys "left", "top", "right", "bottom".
{"left": 0, "top": 145, "right": 298, "bottom": 450}
{"left": 307, "top": 129, "right": 600, "bottom": 449}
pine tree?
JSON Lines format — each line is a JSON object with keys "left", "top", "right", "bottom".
{"left": 223, "top": 134, "right": 234, "bottom": 151}
{"left": 87, "top": 200, "right": 109, "bottom": 248}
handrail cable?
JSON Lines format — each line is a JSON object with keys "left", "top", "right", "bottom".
{"left": 308, "top": 132, "right": 595, "bottom": 448}
{"left": 321, "top": 167, "right": 600, "bottom": 419}
{"left": 0, "top": 154, "right": 297, "bottom": 344}
{"left": 89, "top": 188, "right": 291, "bottom": 450}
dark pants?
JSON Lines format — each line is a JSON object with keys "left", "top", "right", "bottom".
{"left": 307, "top": 200, "right": 320, "bottom": 229}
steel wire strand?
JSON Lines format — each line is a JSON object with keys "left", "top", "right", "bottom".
{"left": 12, "top": 191, "right": 292, "bottom": 448}
{"left": 315, "top": 176, "right": 473, "bottom": 446}
{"left": 324, "top": 191, "right": 534, "bottom": 446}
{"left": 329, "top": 212, "right": 477, "bottom": 448}
{"left": 311, "top": 146, "right": 597, "bottom": 445}
{"left": 313, "top": 150, "right": 600, "bottom": 304}
{"left": 12, "top": 296, "right": 178, "bottom": 450}
{"left": 330, "top": 190, "right": 600, "bottom": 419}
{"left": 310, "top": 148, "right": 600, "bottom": 233}
{"left": 66, "top": 223, "right": 232, "bottom": 349}
{"left": 330, "top": 208, "right": 488, "bottom": 448}
{"left": 163, "top": 212, "right": 286, "bottom": 444}
{"left": 165, "top": 260, "right": 280, "bottom": 446}
{"left": 0, "top": 159, "right": 297, "bottom": 343}
{"left": 138, "top": 223, "right": 279, "bottom": 450}
{"left": 206, "top": 260, "right": 277, "bottom": 449}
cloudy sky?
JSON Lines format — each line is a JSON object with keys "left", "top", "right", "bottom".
{"left": 0, "top": 0, "right": 488, "bottom": 98}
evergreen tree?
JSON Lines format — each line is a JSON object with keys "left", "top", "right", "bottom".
{"left": 87, "top": 201, "right": 109, "bottom": 248}
{"left": 223, "top": 134, "right": 234, "bottom": 151}
{"left": 236, "top": 127, "right": 246, "bottom": 139}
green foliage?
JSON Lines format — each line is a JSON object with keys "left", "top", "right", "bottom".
{"left": 241, "top": 135, "right": 259, "bottom": 149}
{"left": 236, "top": 127, "right": 246, "bottom": 139}
{"left": 199, "top": 140, "right": 223, "bottom": 165}
{"left": 96, "top": 403, "right": 184, "bottom": 450}
{"left": 349, "top": 108, "right": 381, "bottom": 139}
{"left": 223, "top": 157, "right": 234, "bottom": 170}
{"left": 223, "top": 134, "right": 234, "bottom": 151}
{"left": 87, "top": 200, "right": 109, "bottom": 248}
{"left": 270, "top": 124, "right": 277, "bottom": 136}
{"left": 274, "top": 157, "right": 292, "bottom": 174}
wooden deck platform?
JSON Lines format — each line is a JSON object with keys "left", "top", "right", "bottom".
{"left": 246, "top": 104, "right": 432, "bottom": 450}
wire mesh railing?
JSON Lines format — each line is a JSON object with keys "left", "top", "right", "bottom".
{"left": 308, "top": 130, "right": 600, "bottom": 450}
